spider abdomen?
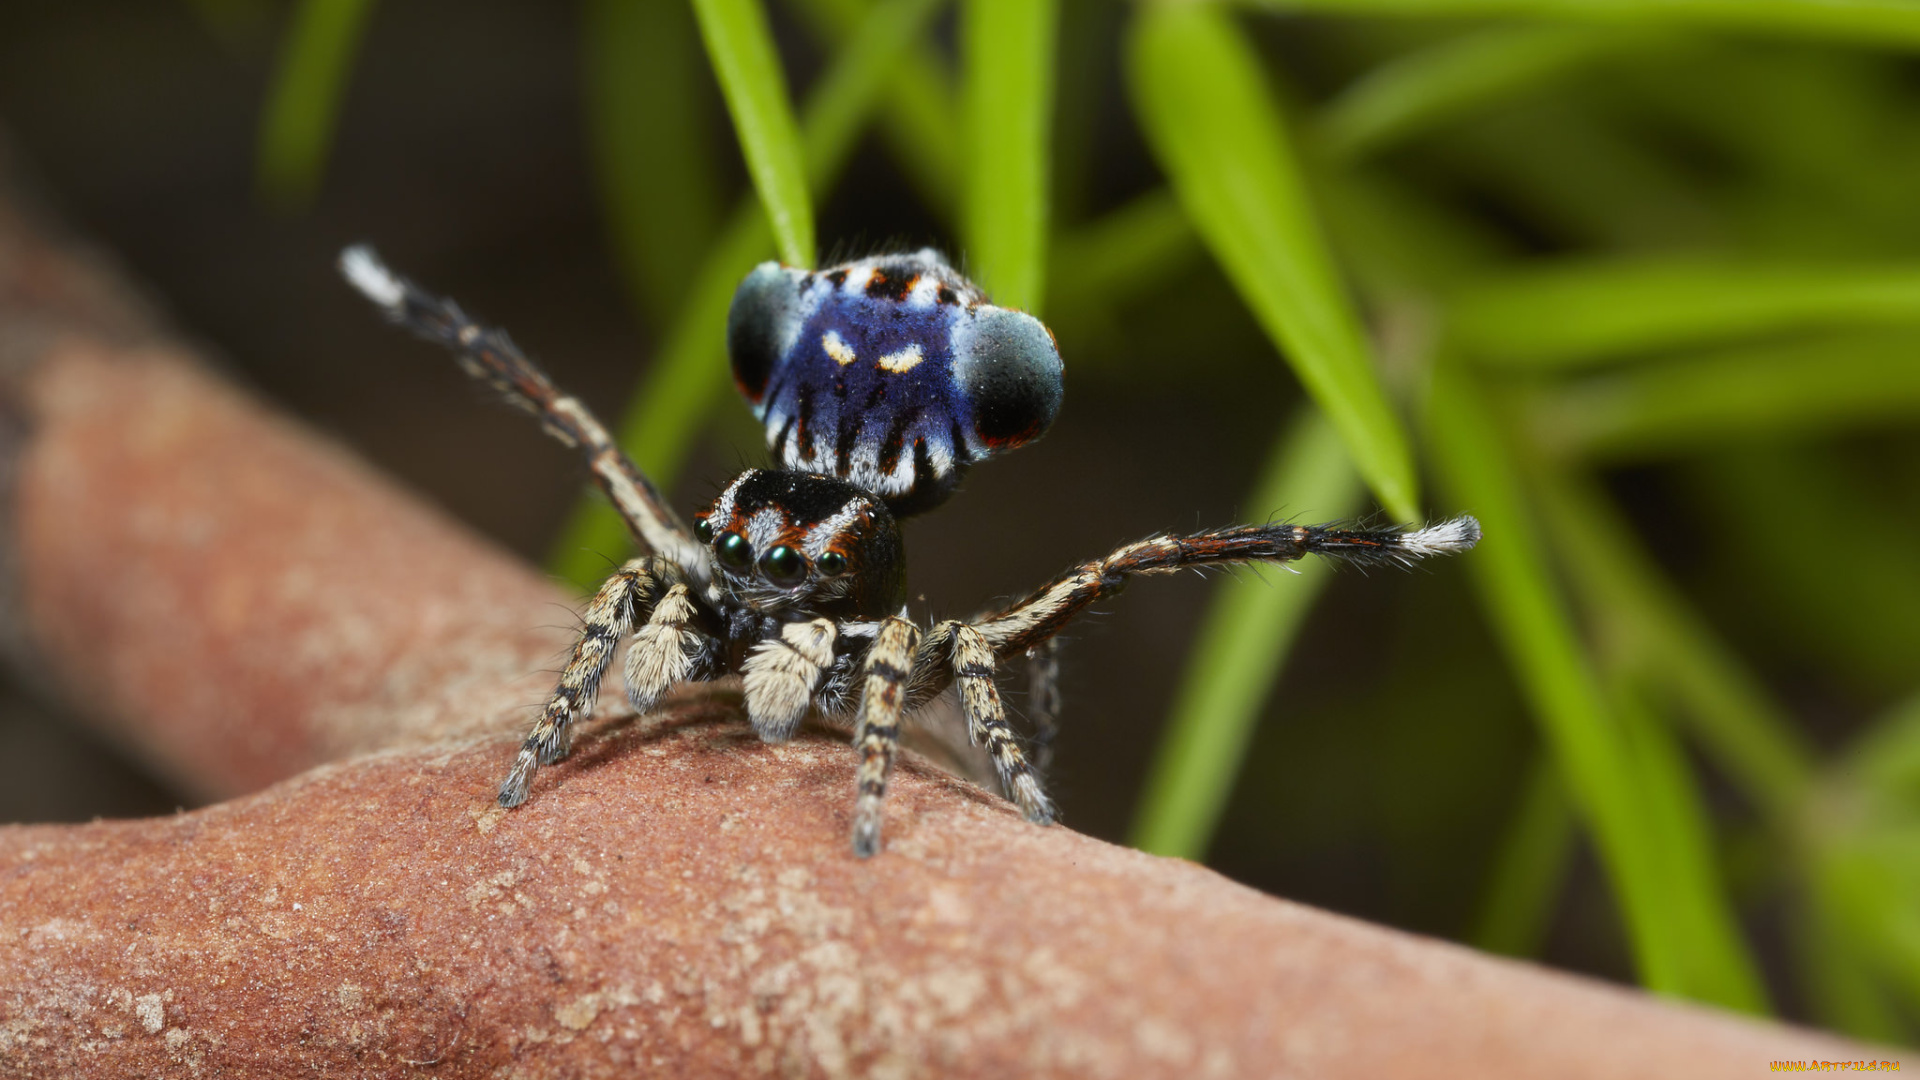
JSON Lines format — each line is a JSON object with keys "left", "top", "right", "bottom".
{"left": 727, "top": 250, "right": 1063, "bottom": 517}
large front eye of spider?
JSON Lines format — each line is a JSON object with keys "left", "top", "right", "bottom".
{"left": 716, "top": 532, "right": 752, "bottom": 569}
{"left": 760, "top": 545, "right": 807, "bottom": 586}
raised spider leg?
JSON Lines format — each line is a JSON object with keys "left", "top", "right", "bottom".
{"left": 971, "top": 518, "right": 1482, "bottom": 658}
{"left": 741, "top": 618, "right": 839, "bottom": 743}
{"left": 338, "top": 245, "right": 709, "bottom": 580}
{"left": 1024, "top": 639, "right": 1062, "bottom": 775}
{"left": 850, "top": 617, "right": 922, "bottom": 857}
{"left": 499, "top": 557, "right": 665, "bottom": 807}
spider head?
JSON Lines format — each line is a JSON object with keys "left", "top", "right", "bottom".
{"left": 695, "top": 469, "right": 905, "bottom": 619}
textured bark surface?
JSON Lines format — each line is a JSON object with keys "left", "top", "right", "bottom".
{"left": 0, "top": 138, "right": 1893, "bottom": 1077}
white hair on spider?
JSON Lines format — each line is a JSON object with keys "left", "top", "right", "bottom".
{"left": 338, "top": 244, "right": 406, "bottom": 310}
{"left": 1396, "top": 516, "right": 1483, "bottom": 556}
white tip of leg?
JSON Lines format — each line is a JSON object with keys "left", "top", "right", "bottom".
{"left": 1399, "top": 515, "right": 1482, "bottom": 556}
{"left": 338, "top": 244, "right": 406, "bottom": 310}
{"left": 1012, "top": 774, "right": 1055, "bottom": 825}
{"left": 850, "top": 802, "right": 883, "bottom": 858}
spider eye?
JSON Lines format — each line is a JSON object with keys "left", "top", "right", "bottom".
{"left": 818, "top": 551, "right": 847, "bottom": 576}
{"left": 761, "top": 545, "right": 807, "bottom": 585}
{"left": 693, "top": 518, "right": 714, "bottom": 543}
{"left": 717, "top": 532, "right": 752, "bottom": 569}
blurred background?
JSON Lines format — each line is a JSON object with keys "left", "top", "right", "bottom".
{"left": 3, "top": 0, "right": 1919, "bottom": 1043}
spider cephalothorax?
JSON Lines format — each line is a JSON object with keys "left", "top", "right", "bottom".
{"left": 340, "top": 243, "right": 1480, "bottom": 857}
{"left": 697, "top": 468, "right": 904, "bottom": 623}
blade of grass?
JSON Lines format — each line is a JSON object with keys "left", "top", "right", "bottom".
{"left": 1530, "top": 468, "right": 1814, "bottom": 822}
{"left": 1614, "top": 679, "right": 1770, "bottom": 1013}
{"left": 1046, "top": 188, "right": 1204, "bottom": 335}
{"left": 582, "top": 0, "right": 723, "bottom": 321}
{"left": 1438, "top": 99, "right": 1719, "bottom": 252}
{"left": 1321, "top": 24, "right": 1652, "bottom": 161}
{"left": 1449, "top": 258, "right": 1920, "bottom": 371}
{"left": 1688, "top": 444, "right": 1920, "bottom": 694}
{"left": 1242, "top": 0, "right": 1920, "bottom": 52}
{"left": 1128, "top": 3, "right": 1419, "bottom": 522}
{"left": 1130, "top": 409, "right": 1363, "bottom": 859}
{"left": 550, "top": 0, "right": 946, "bottom": 587}
{"left": 1794, "top": 881, "right": 1908, "bottom": 1043}
{"left": 962, "top": 0, "right": 1060, "bottom": 312}
{"left": 1526, "top": 328, "right": 1920, "bottom": 462}
{"left": 255, "top": 0, "right": 378, "bottom": 209}
{"left": 1427, "top": 359, "right": 1689, "bottom": 998}
{"left": 692, "top": 0, "right": 815, "bottom": 268}
{"left": 1470, "top": 753, "right": 1576, "bottom": 957}
{"left": 786, "top": 0, "right": 960, "bottom": 216}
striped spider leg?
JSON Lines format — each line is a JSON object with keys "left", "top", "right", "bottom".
{"left": 832, "top": 517, "right": 1485, "bottom": 854}
{"left": 339, "top": 247, "right": 721, "bottom": 804}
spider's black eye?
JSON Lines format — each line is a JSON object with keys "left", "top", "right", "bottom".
{"left": 761, "top": 545, "right": 806, "bottom": 585}
{"left": 818, "top": 551, "right": 847, "bottom": 576}
{"left": 717, "top": 532, "right": 751, "bottom": 569}
{"left": 693, "top": 518, "right": 714, "bottom": 543}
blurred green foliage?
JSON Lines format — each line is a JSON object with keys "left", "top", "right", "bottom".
{"left": 251, "top": 0, "right": 1920, "bottom": 1038}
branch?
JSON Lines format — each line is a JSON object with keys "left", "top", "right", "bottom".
{"left": 0, "top": 135, "right": 1885, "bottom": 1077}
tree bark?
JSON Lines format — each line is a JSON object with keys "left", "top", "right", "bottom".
{"left": 0, "top": 137, "right": 1888, "bottom": 1078}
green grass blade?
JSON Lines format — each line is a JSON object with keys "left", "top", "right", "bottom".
{"left": 786, "top": 0, "right": 961, "bottom": 216}
{"left": 550, "top": 0, "right": 945, "bottom": 586}
{"left": 582, "top": 0, "right": 723, "bottom": 320}
{"left": 1131, "top": 409, "right": 1362, "bottom": 859}
{"left": 1614, "top": 681, "right": 1770, "bottom": 1013}
{"left": 1795, "top": 881, "right": 1908, "bottom": 1043}
{"left": 962, "top": 0, "right": 1060, "bottom": 312}
{"left": 1531, "top": 469, "right": 1814, "bottom": 821}
{"left": 254, "top": 0, "right": 377, "bottom": 209}
{"left": 1046, "top": 188, "right": 1203, "bottom": 336}
{"left": 1242, "top": 0, "right": 1920, "bottom": 51}
{"left": 1128, "top": 3, "right": 1419, "bottom": 522}
{"left": 1449, "top": 258, "right": 1920, "bottom": 371}
{"left": 1321, "top": 24, "right": 1648, "bottom": 161}
{"left": 1527, "top": 329, "right": 1920, "bottom": 462}
{"left": 1470, "top": 753, "right": 1575, "bottom": 957}
{"left": 692, "top": 0, "right": 815, "bottom": 268}
{"left": 1688, "top": 444, "right": 1920, "bottom": 694}
{"left": 1426, "top": 359, "right": 1687, "bottom": 996}
{"left": 793, "top": 0, "right": 947, "bottom": 190}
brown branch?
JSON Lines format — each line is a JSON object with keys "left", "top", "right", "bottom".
{"left": 0, "top": 138, "right": 1887, "bottom": 1077}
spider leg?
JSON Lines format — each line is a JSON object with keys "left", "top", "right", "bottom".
{"left": 1024, "top": 639, "right": 1062, "bottom": 775}
{"left": 947, "top": 623, "right": 1054, "bottom": 826}
{"left": 623, "top": 581, "right": 720, "bottom": 712}
{"left": 339, "top": 245, "right": 709, "bottom": 580}
{"left": 498, "top": 558, "right": 664, "bottom": 807}
{"left": 850, "top": 616, "right": 922, "bottom": 858}
{"left": 741, "top": 618, "right": 838, "bottom": 743}
{"left": 972, "top": 517, "right": 1481, "bottom": 657}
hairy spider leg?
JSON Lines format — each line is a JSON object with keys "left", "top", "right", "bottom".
{"left": 1024, "top": 639, "right": 1063, "bottom": 775}
{"left": 499, "top": 557, "right": 666, "bottom": 807}
{"left": 851, "top": 617, "right": 922, "bottom": 857}
{"left": 970, "top": 518, "right": 1482, "bottom": 660}
{"left": 947, "top": 623, "right": 1054, "bottom": 826}
{"left": 339, "top": 245, "right": 709, "bottom": 579}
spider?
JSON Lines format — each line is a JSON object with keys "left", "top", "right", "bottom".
{"left": 339, "top": 244, "right": 1480, "bottom": 857}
